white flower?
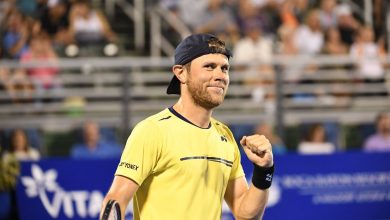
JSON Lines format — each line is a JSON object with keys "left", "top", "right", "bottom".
{"left": 21, "top": 164, "right": 59, "bottom": 197}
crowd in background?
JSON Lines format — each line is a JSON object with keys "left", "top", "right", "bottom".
{"left": 0, "top": 0, "right": 118, "bottom": 105}
{"left": 1, "top": 0, "right": 389, "bottom": 104}
{"left": 0, "top": 0, "right": 389, "bottom": 156}
{"left": 161, "top": 0, "right": 387, "bottom": 60}
{"left": 0, "top": 0, "right": 389, "bottom": 150}
{"left": 1, "top": 1, "right": 390, "bottom": 219}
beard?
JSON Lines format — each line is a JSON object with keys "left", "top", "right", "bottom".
{"left": 186, "top": 74, "right": 227, "bottom": 110}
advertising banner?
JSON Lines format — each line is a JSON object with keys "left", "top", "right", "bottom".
{"left": 16, "top": 153, "right": 390, "bottom": 219}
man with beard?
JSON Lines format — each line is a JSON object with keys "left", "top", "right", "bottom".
{"left": 100, "top": 34, "right": 274, "bottom": 220}
{"left": 363, "top": 112, "right": 390, "bottom": 152}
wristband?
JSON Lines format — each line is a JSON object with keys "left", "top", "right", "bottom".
{"left": 251, "top": 164, "right": 274, "bottom": 190}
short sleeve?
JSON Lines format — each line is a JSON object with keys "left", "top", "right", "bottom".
{"left": 224, "top": 127, "right": 245, "bottom": 180}
{"left": 115, "top": 120, "right": 162, "bottom": 185}
{"left": 229, "top": 143, "right": 245, "bottom": 180}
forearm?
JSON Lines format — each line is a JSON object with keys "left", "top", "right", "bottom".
{"left": 235, "top": 185, "right": 269, "bottom": 220}
{"left": 100, "top": 194, "right": 129, "bottom": 220}
{"left": 100, "top": 176, "right": 138, "bottom": 220}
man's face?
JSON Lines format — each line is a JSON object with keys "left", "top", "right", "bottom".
{"left": 84, "top": 122, "right": 100, "bottom": 147}
{"left": 378, "top": 115, "right": 390, "bottom": 134}
{"left": 185, "top": 53, "right": 230, "bottom": 110}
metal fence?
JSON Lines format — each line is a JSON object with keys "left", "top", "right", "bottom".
{"left": 0, "top": 55, "right": 389, "bottom": 141}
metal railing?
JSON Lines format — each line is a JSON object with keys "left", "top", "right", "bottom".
{"left": 0, "top": 55, "right": 389, "bottom": 141}
{"left": 149, "top": 6, "right": 191, "bottom": 57}
{"left": 104, "top": 0, "right": 145, "bottom": 51}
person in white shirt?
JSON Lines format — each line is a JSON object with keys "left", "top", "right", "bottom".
{"left": 294, "top": 10, "right": 324, "bottom": 55}
{"left": 298, "top": 123, "right": 336, "bottom": 154}
{"left": 3, "top": 129, "right": 40, "bottom": 161}
{"left": 350, "top": 26, "right": 384, "bottom": 80}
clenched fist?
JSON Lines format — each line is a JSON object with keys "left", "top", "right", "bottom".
{"left": 240, "top": 135, "right": 274, "bottom": 168}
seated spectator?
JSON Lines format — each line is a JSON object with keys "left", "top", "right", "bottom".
{"left": 6, "top": 68, "right": 34, "bottom": 103}
{"left": 318, "top": 0, "right": 338, "bottom": 30}
{"left": 3, "top": 129, "right": 40, "bottom": 161}
{"left": 323, "top": 28, "right": 348, "bottom": 55}
{"left": 180, "top": 0, "right": 239, "bottom": 46}
{"left": 0, "top": 67, "right": 12, "bottom": 98}
{"left": 0, "top": 144, "right": 20, "bottom": 220}
{"left": 278, "top": 0, "right": 299, "bottom": 30}
{"left": 2, "top": 10, "right": 30, "bottom": 59}
{"left": 255, "top": 123, "right": 287, "bottom": 155}
{"left": 0, "top": 0, "right": 14, "bottom": 26}
{"left": 350, "top": 26, "right": 384, "bottom": 81}
{"left": 276, "top": 25, "right": 298, "bottom": 56}
{"left": 40, "top": 0, "right": 72, "bottom": 46}
{"left": 321, "top": 28, "right": 350, "bottom": 105}
{"left": 363, "top": 112, "right": 390, "bottom": 152}
{"left": 336, "top": 4, "right": 360, "bottom": 46}
{"left": 71, "top": 121, "right": 122, "bottom": 159}
{"left": 233, "top": 19, "right": 274, "bottom": 72}
{"left": 234, "top": 19, "right": 274, "bottom": 105}
{"left": 20, "top": 33, "right": 60, "bottom": 92}
{"left": 298, "top": 123, "right": 336, "bottom": 154}
{"left": 293, "top": 10, "right": 324, "bottom": 55}
{"left": 69, "top": 0, "right": 116, "bottom": 46}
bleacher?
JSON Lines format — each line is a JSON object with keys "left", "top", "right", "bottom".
{"left": 1, "top": 55, "right": 389, "bottom": 155}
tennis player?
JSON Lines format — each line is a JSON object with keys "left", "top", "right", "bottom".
{"left": 101, "top": 34, "right": 274, "bottom": 220}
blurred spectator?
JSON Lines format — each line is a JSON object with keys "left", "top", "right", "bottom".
{"left": 0, "top": 67, "right": 12, "bottom": 99}
{"left": 2, "top": 10, "right": 30, "bottom": 59}
{"left": 4, "top": 68, "right": 34, "bottom": 103}
{"left": 323, "top": 27, "right": 348, "bottom": 55}
{"left": 278, "top": 0, "right": 299, "bottom": 30}
{"left": 3, "top": 129, "right": 40, "bottom": 161}
{"left": 16, "top": 0, "right": 40, "bottom": 18}
{"left": 0, "top": 0, "right": 14, "bottom": 27}
{"left": 350, "top": 26, "right": 385, "bottom": 81}
{"left": 291, "top": 0, "right": 310, "bottom": 24}
{"left": 69, "top": 0, "right": 116, "bottom": 46}
{"left": 186, "top": 0, "right": 239, "bottom": 42}
{"left": 71, "top": 121, "right": 122, "bottom": 159}
{"left": 40, "top": 0, "right": 72, "bottom": 46}
{"left": 233, "top": 19, "right": 274, "bottom": 105}
{"left": 233, "top": 19, "right": 273, "bottom": 70}
{"left": 276, "top": 25, "right": 302, "bottom": 83}
{"left": 318, "top": 0, "right": 337, "bottom": 30}
{"left": 0, "top": 144, "right": 20, "bottom": 220}
{"left": 293, "top": 10, "right": 324, "bottom": 55}
{"left": 255, "top": 123, "right": 287, "bottom": 155}
{"left": 237, "top": 0, "right": 278, "bottom": 36}
{"left": 336, "top": 4, "right": 360, "bottom": 46}
{"left": 322, "top": 28, "right": 350, "bottom": 104}
{"left": 297, "top": 123, "right": 336, "bottom": 154}
{"left": 177, "top": 0, "right": 208, "bottom": 30}
{"left": 363, "top": 112, "right": 390, "bottom": 152}
{"left": 276, "top": 25, "right": 298, "bottom": 55}
{"left": 20, "top": 33, "right": 60, "bottom": 93}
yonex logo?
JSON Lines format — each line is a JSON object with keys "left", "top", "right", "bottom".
{"left": 220, "top": 135, "right": 227, "bottom": 142}
{"left": 119, "top": 162, "right": 139, "bottom": 171}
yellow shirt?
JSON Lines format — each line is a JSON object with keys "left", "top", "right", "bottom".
{"left": 115, "top": 107, "right": 245, "bottom": 220}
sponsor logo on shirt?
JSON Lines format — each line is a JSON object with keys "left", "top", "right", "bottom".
{"left": 119, "top": 162, "right": 139, "bottom": 171}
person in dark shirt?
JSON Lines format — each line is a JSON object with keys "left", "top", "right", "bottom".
{"left": 40, "top": 0, "right": 72, "bottom": 45}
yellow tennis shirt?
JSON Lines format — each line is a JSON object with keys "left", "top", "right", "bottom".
{"left": 115, "top": 107, "right": 245, "bottom": 220}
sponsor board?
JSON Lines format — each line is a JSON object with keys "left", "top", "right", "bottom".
{"left": 16, "top": 153, "right": 390, "bottom": 219}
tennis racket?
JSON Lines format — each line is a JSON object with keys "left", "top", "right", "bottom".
{"left": 101, "top": 199, "right": 121, "bottom": 220}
